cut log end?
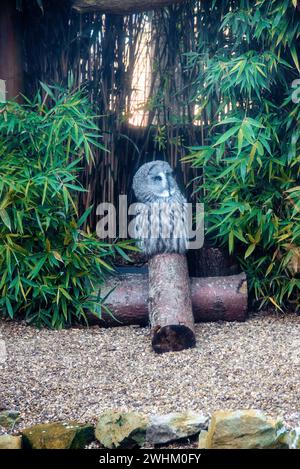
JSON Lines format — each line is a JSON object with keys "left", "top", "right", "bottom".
{"left": 151, "top": 324, "right": 196, "bottom": 354}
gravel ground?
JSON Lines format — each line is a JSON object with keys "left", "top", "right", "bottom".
{"left": 1, "top": 311, "right": 300, "bottom": 438}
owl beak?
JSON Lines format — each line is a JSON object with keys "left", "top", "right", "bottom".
{"left": 167, "top": 177, "right": 175, "bottom": 196}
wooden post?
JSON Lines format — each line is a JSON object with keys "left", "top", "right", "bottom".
{"left": 0, "top": 0, "right": 23, "bottom": 101}
{"left": 147, "top": 254, "right": 196, "bottom": 353}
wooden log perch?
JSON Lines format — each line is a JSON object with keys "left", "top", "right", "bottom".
{"left": 72, "top": 0, "right": 187, "bottom": 14}
{"left": 88, "top": 271, "right": 248, "bottom": 326}
{"left": 148, "top": 253, "right": 196, "bottom": 353}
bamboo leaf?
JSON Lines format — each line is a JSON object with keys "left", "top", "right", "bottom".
{"left": 291, "top": 46, "right": 300, "bottom": 72}
{"left": 5, "top": 297, "right": 14, "bottom": 319}
{"left": 229, "top": 230, "right": 234, "bottom": 254}
{"left": 53, "top": 251, "right": 64, "bottom": 262}
{"left": 0, "top": 208, "right": 11, "bottom": 231}
{"left": 269, "top": 296, "right": 284, "bottom": 312}
{"left": 244, "top": 244, "right": 256, "bottom": 259}
{"left": 59, "top": 287, "right": 72, "bottom": 301}
{"left": 40, "top": 82, "right": 55, "bottom": 100}
{"left": 213, "top": 126, "right": 240, "bottom": 146}
{"left": 77, "top": 206, "right": 93, "bottom": 228}
{"left": 28, "top": 257, "right": 46, "bottom": 279}
{"left": 237, "top": 128, "right": 244, "bottom": 154}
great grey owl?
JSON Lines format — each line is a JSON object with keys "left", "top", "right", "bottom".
{"left": 132, "top": 160, "right": 188, "bottom": 257}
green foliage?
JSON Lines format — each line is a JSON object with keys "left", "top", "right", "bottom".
{"left": 185, "top": 0, "right": 300, "bottom": 311}
{"left": 0, "top": 85, "right": 132, "bottom": 327}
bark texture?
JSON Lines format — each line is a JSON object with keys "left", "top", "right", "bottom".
{"left": 72, "top": 0, "right": 186, "bottom": 13}
{"left": 88, "top": 271, "right": 248, "bottom": 326}
{"left": 148, "top": 254, "right": 196, "bottom": 353}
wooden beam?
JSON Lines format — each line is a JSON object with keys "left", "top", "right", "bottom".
{"left": 88, "top": 272, "right": 248, "bottom": 326}
{"left": 0, "top": 0, "right": 23, "bottom": 101}
{"left": 72, "top": 0, "right": 187, "bottom": 14}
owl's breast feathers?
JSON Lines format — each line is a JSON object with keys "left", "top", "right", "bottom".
{"left": 133, "top": 194, "right": 188, "bottom": 256}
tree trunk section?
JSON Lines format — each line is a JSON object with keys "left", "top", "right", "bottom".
{"left": 188, "top": 246, "right": 240, "bottom": 277}
{"left": 88, "top": 272, "right": 248, "bottom": 326}
{"left": 72, "top": 0, "right": 187, "bottom": 14}
{"left": 0, "top": 0, "right": 23, "bottom": 101}
{"left": 148, "top": 253, "right": 196, "bottom": 354}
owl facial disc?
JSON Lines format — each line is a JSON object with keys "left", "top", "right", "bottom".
{"left": 132, "top": 160, "right": 183, "bottom": 203}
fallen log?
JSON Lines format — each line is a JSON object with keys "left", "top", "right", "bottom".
{"left": 148, "top": 253, "right": 196, "bottom": 353}
{"left": 88, "top": 271, "right": 248, "bottom": 326}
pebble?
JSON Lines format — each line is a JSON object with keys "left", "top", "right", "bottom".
{"left": 1, "top": 311, "right": 300, "bottom": 435}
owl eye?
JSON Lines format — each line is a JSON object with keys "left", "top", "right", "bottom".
{"left": 153, "top": 175, "right": 163, "bottom": 182}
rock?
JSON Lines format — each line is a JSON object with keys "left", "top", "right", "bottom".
{"left": 146, "top": 411, "right": 209, "bottom": 445}
{"left": 95, "top": 411, "right": 148, "bottom": 449}
{"left": 198, "top": 430, "right": 208, "bottom": 449}
{"left": 287, "top": 428, "right": 300, "bottom": 449}
{"left": 0, "top": 435, "right": 22, "bottom": 449}
{"left": 22, "top": 422, "right": 94, "bottom": 449}
{"left": 0, "top": 410, "right": 20, "bottom": 429}
{"left": 199, "top": 410, "right": 288, "bottom": 449}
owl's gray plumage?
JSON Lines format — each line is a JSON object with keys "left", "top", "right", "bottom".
{"left": 132, "top": 161, "right": 188, "bottom": 257}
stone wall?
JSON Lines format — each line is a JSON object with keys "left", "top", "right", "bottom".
{"left": 0, "top": 409, "right": 299, "bottom": 449}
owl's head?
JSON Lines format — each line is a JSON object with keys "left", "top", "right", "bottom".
{"left": 133, "top": 161, "right": 179, "bottom": 202}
